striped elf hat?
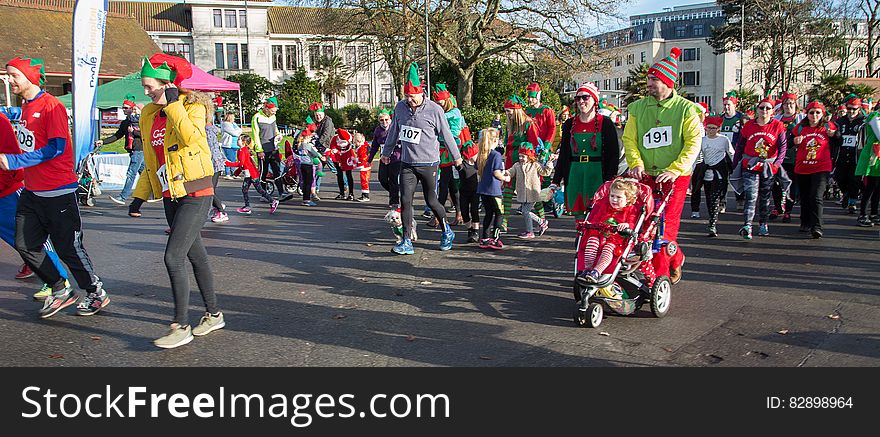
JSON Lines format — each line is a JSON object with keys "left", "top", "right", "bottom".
{"left": 647, "top": 47, "right": 682, "bottom": 89}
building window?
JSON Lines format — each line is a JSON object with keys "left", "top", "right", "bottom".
{"left": 285, "top": 45, "right": 297, "bottom": 70}
{"left": 380, "top": 84, "right": 393, "bottom": 105}
{"left": 680, "top": 71, "right": 700, "bottom": 86}
{"left": 641, "top": 51, "right": 646, "bottom": 63}
{"left": 854, "top": 69, "right": 866, "bottom": 78}
{"left": 613, "top": 78, "right": 622, "bottom": 90}
{"left": 599, "top": 39, "right": 607, "bottom": 49}
{"left": 603, "top": 79, "right": 611, "bottom": 90}
{"left": 213, "top": 9, "right": 222, "bottom": 27}
{"left": 239, "top": 10, "right": 247, "bottom": 28}
{"left": 345, "top": 46, "right": 357, "bottom": 68}
{"left": 675, "top": 26, "right": 686, "bottom": 37}
{"left": 857, "top": 46, "right": 868, "bottom": 57}
{"left": 225, "top": 10, "right": 237, "bottom": 28}
{"left": 359, "top": 84, "right": 371, "bottom": 104}
{"left": 241, "top": 44, "right": 249, "bottom": 69}
{"left": 594, "top": 80, "right": 600, "bottom": 89}
{"left": 693, "top": 24, "right": 703, "bottom": 36}
{"left": 753, "top": 47, "right": 763, "bottom": 57}
{"left": 215, "top": 43, "right": 224, "bottom": 69}
{"left": 309, "top": 45, "right": 320, "bottom": 67}
{"left": 323, "top": 45, "right": 335, "bottom": 60}
{"left": 682, "top": 48, "right": 700, "bottom": 61}
{"left": 751, "top": 69, "right": 763, "bottom": 83}
{"left": 272, "top": 45, "right": 283, "bottom": 71}
{"left": 346, "top": 84, "right": 358, "bottom": 103}
{"left": 804, "top": 70, "right": 814, "bottom": 82}
{"left": 177, "top": 44, "right": 192, "bottom": 62}
{"left": 162, "top": 43, "right": 176, "bottom": 53}
{"left": 615, "top": 57, "right": 621, "bottom": 67}
{"left": 637, "top": 29, "right": 645, "bottom": 40}
{"left": 358, "top": 45, "right": 370, "bottom": 69}
{"left": 226, "top": 43, "right": 239, "bottom": 69}
{"left": 736, "top": 69, "right": 742, "bottom": 84}
{"left": 627, "top": 54, "right": 634, "bottom": 65}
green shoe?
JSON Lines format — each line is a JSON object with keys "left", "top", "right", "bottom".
{"left": 192, "top": 312, "right": 225, "bottom": 336}
{"left": 33, "top": 280, "right": 70, "bottom": 301}
{"left": 154, "top": 324, "right": 193, "bottom": 349}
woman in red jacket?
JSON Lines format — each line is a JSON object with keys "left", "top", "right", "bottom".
{"left": 792, "top": 101, "right": 837, "bottom": 238}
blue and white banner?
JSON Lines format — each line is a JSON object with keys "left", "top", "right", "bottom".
{"left": 72, "top": 0, "right": 109, "bottom": 172}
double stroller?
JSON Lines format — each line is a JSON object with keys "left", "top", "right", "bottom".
{"left": 572, "top": 177, "right": 676, "bottom": 328}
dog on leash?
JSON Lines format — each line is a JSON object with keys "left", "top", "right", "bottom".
{"left": 384, "top": 208, "right": 418, "bottom": 243}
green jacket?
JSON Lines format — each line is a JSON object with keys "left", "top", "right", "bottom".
{"left": 855, "top": 112, "right": 880, "bottom": 177}
{"left": 622, "top": 91, "right": 702, "bottom": 176}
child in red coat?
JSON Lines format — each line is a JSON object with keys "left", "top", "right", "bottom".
{"left": 329, "top": 128, "right": 357, "bottom": 200}
{"left": 578, "top": 178, "right": 640, "bottom": 283}
{"left": 225, "top": 134, "right": 279, "bottom": 214}
{"left": 353, "top": 132, "right": 372, "bottom": 202}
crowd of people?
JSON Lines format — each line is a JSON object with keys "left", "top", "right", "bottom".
{"left": 1, "top": 46, "right": 878, "bottom": 350}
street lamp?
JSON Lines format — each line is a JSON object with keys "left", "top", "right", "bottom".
{"left": 424, "top": 0, "right": 431, "bottom": 91}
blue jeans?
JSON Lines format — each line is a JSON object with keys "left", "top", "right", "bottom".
{"left": 222, "top": 147, "right": 238, "bottom": 176}
{"left": 120, "top": 150, "right": 145, "bottom": 201}
{"left": 742, "top": 171, "right": 773, "bottom": 226}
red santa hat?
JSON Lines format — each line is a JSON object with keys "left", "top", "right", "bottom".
{"left": 647, "top": 47, "right": 682, "bottom": 89}
{"left": 697, "top": 102, "right": 709, "bottom": 114}
{"left": 145, "top": 53, "right": 192, "bottom": 87}
{"left": 805, "top": 100, "right": 826, "bottom": 114}
{"left": 780, "top": 92, "right": 798, "bottom": 103}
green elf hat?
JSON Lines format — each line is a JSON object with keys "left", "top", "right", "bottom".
{"left": 517, "top": 141, "right": 536, "bottom": 159}
{"left": 309, "top": 102, "right": 324, "bottom": 113}
{"left": 403, "top": 62, "right": 422, "bottom": 95}
{"left": 432, "top": 83, "right": 451, "bottom": 102}
{"left": 723, "top": 91, "right": 739, "bottom": 105}
{"left": 265, "top": 96, "right": 279, "bottom": 109}
{"left": 377, "top": 107, "right": 392, "bottom": 117}
{"left": 123, "top": 93, "right": 137, "bottom": 108}
{"left": 140, "top": 56, "right": 175, "bottom": 82}
{"left": 6, "top": 56, "right": 46, "bottom": 86}
{"left": 526, "top": 82, "right": 541, "bottom": 99}
{"left": 503, "top": 95, "right": 525, "bottom": 110}
{"left": 843, "top": 93, "right": 861, "bottom": 107}
{"left": 647, "top": 47, "right": 682, "bottom": 89}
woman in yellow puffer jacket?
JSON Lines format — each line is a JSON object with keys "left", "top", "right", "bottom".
{"left": 134, "top": 53, "right": 225, "bottom": 349}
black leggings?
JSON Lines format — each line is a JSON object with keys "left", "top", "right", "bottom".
{"left": 460, "top": 190, "right": 480, "bottom": 225}
{"left": 480, "top": 195, "right": 503, "bottom": 240}
{"left": 438, "top": 166, "right": 460, "bottom": 211}
{"left": 378, "top": 161, "right": 401, "bottom": 206}
{"left": 705, "top": 177, "right": 726, "bottom": 228}
{"left": 260, "top": 151, "right": 285, "bottom": 194}
{"left": 797, "top": 172, "right": 828, "bottom": 231}
{"left": 211, "top": 172, "right": 224, "bottom": 211}
{"left": 162, "top": 196, "right": 218, "bottom": 326}
{"left": 400, "top": 164, "right": 446, "bottom": 239}
{"left": 300, "top": 164, "right": 314, "bottom": 201}
{"left": 242, "top": 177, "right": 273, "bottom": 207}
{"left": 861, "top": 175, "right": 880, "bottom": 216}
{"left": 336, "top": 169, "right": 354, "bottom": 196}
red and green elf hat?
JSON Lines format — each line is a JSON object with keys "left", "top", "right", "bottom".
{"left": 526, "top": 82, "right": 541, "bottom": 99}
{"left": 722, "top": 91, "right": 739, "bottom": 105}
{"left": 647, "top": 47, "right": 681, "bottom": 89}
{"left": 503, "top": 95, "right": 525, "bottom": 110}
{"left": 6, "top": 56, "right": 46, "bottom": 87}
{"left": 123, "top": 93, "right": 137, "bottom": 108}
{"left": 704, "top": 114, "right": 723, "bottom": 127}
{"left": 304, "top": 114, "right": 317, "bottom": 131}
{"left": 141, "top": 53, "right": 192, "bottom": 87}
{"left": 309, "top": 102, "right": 324, "bottom": 113}
{"left": 265, "top": 96, "right": 279, "bottom": 109}
{"left": 805, "top": 100, "right": 826, "bottom": 114}
{"left": 517, "top": 141, "right": 536, "bottom": 159}
{"left": 843, "top": 93, "right": 862, "bottom": 107}
{"left": 403, "top": 62, "right": 422, "bottom": 95}
{"left": 432, "top": 83, "right": 451, "bottom": 102}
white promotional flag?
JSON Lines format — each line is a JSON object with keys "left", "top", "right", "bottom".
{"left": 72, "top": 0, "right": 109, "bottom": 171}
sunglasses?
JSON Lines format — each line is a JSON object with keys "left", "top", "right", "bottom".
{"left": 847, "top": 107, "right": 860, "bottom": 110}
{"left": 574, "top": 95, "right": 591, "bottom": 102}
{"left": 757, "top": 106, "right": 773, "bottom": 110}
{"left": 808, "top": 110, "right": 824, "bottom": 115}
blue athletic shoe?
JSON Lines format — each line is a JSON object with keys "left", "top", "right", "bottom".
{"left": 439, "top": 223, "right": 454, "bottom": 251}
{"left": 392, "top": 238, "right": 414, "bottom": 255}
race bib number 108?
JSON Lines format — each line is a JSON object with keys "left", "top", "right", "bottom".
{"left": 15, "top": 125, "right": 36, "bottom": 153}
{"left": 400, "top": 125, "right": 422, "bottom": 145}
{"left": 643, "top": 126, "right": 673, "bottom": 149}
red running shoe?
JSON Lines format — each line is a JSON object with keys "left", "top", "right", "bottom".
{"left": 16, "top": 264, "right": 34, "bottom": 280}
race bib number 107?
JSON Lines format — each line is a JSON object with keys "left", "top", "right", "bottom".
{"left": 643, "top": 126, "right": 673, "bottom": 149}
{"left": 400, "top": 125, "right": 422, "bottom": 145}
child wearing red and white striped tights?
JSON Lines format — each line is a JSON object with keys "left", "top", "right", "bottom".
{"left": 353, "top": 132, "right": 372, "bottom": 202}
{"left": 579, "top": 178, "right": 639, "bottom": 283}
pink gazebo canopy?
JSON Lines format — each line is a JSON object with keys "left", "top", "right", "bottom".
{"left": 181, "top": 64, "right": 240, "bottom": 92}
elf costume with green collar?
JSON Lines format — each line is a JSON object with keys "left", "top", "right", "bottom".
{"left": 524, "top": 82, "right": 556, "bottom": 158}
{"left": 856, "top": 111, "right": 880, "bottom": 177}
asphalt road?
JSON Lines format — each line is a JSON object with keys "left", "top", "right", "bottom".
{"left": 1, "top": 177, "right": 878, "bottom": 367}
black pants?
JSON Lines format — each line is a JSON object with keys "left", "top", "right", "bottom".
{"left": 772, "top": 163, "right": 796, "bottom": 214}
{"left": 438, "top": 166, "right": 460, "bottom": 212}
{"left": 336, "top": 169, "right": 354, "bottom": 196}
{"left": 690, "top": 164, "right": 708, "bottom": 213}
{"left": 480, "top": 195, "right": 503, "bottom": 240}
{"left": 378, "top": 161, "right": 401, "bottom": 206}
{"left": 300, "top": 164, "right": 314, "bottom": 201}
{"left": 242, "top": 177, "right": 273, "bottom": 207}
{"left": 163, "top": 196, "right": 218, "bottom": 326}
{"left": 861, "top": 175, "right": 880, "bottom": 216}
{"left": 797, "top": 172, "right": 828, "bottom": 231}
{"left": 15, "top": 191, "right": 100, "bottom": 292}
{"left": 460, "top": 190, "right": 480, "bottom": 225}
{"left": 400, "top": 164, "right": 446, "bottom": 239}
{"left": 260, "top": 150, "right": 285, "bottom": 194}
{"left": 835, "top": 162, "right": 860, "bottom": 203}
{"left": 211, "top": 172, "right": 224, "bottom": 211}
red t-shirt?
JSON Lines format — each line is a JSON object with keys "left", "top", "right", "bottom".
{"left": 739, "top": 119, "right": 786, "bottom": 161}
{"left": 0, "top": 112, "right": 24, "bottom": 198}
{"left": 151, "top": 113, "right": 212, "bottom": 198}
{"left": 793, "top": 122, "right": 835, "bottom": 174}
{"left": 16, "top": 92, "right": 78, "bottom": 191}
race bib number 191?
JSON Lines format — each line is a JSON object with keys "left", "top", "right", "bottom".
{"left": 643, "top": 126, "right": 673, "bottom": 149}
{"left": 400, "top": 125, "right": 422, "bottom": 145}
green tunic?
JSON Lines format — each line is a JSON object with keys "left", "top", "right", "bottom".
{"left": 566, "top": 123, "right": 604, "bottom": 213}
{"left": 856, "top": 112, "right": 880, "bottom": 177}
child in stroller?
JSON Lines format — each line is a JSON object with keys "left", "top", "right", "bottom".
{"left": 261, "top": 137, "right": 301, "bottom": 200}
{"left": 572, "top": 177, "right": 676, "bottom": 328}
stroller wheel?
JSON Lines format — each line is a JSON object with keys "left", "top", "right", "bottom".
{"left": 650, "top": 276, "right": 672, "bottom": 318}
{"left": 587, "top": 302, "right": 603, "bottom": 328}
{"left": 573, "top": 307, "right": 588, "bottom": 327}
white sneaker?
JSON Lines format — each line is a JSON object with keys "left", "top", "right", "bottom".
{"left": 108, "top": 195, "right": 126, "bottom": 205}
{"left": 690, "top": 212, "right": 700, "bottom": 219}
